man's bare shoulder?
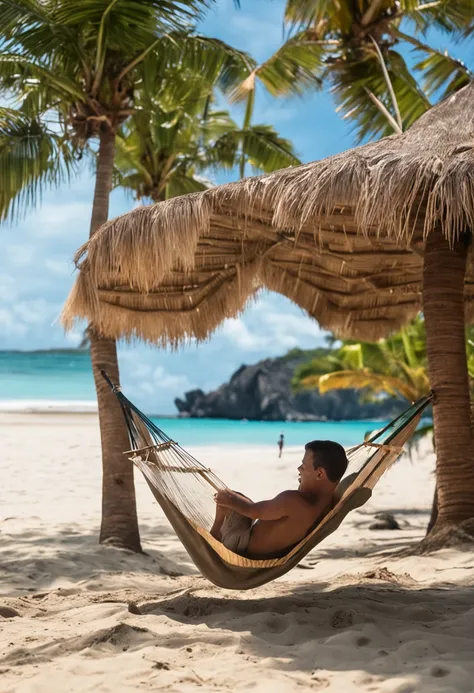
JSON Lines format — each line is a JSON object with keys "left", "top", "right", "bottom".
{"left": 274, "top": 490, "right": 322, "bottom": 514}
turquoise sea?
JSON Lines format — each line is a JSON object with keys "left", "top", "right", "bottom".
{"left": 0, "top": 351, "right": 391, "bottom": 447}
{"left": 1, "top": 351, "right": 95, "bottom": 401}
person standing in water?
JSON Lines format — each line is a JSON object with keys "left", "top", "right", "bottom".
{"left": 278, "top": 433, "right": 284, "bottom": 458}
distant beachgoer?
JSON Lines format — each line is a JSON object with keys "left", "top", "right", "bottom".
{"left": 211, "top": 440, "right": 348, "bottom": 557}
{"left": 278, "top": 433, "right": 284, "bottom": 458}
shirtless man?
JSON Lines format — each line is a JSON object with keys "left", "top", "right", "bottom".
{"left": 210, "top": 439, "right": 348, "bottom": 558}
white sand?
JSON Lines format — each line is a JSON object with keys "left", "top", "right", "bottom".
{"left": 1, "top": 413, "right": 474, "bottom": 693}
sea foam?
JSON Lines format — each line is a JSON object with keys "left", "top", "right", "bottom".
{"left": 0, "top": 399, "right": 98, "bottom": 413}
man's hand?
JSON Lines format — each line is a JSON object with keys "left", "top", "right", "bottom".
{"left": 214, "top": 489, "right": 236, "bottom": 508}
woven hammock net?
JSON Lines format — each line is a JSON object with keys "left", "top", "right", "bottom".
{"left": 111, "top": 372, "right": 428, "bottom": 543}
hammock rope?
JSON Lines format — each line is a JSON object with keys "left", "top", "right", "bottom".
{"left": 101, "top": 370, "right": 432, "bottom": 588}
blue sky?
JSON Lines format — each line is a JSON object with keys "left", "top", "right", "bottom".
{"left": 0, "top": 0, "right": 472, "bottom": 413}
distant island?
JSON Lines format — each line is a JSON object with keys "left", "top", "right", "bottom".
{"left": 175, "top": 348, "right": 406, "bottom": 422}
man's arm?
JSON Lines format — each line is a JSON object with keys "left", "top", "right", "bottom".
{"left": 214, "top": 489, "right": 302, "bottom": 521}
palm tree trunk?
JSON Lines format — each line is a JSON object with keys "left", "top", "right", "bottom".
{"left": 423, "top": 229, "right": 474, "bottom": 531}
{"left": 426, "top": 484, "right": 438, "bottom": 534}
{"left": 426, "top": 433, "right": 437, "bottom": 535}
{"left": 89, "top": 127, "right": 141, "bottom": 552}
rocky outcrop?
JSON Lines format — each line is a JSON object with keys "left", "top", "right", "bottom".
{"left": 175, "top": 352, "right": 405, "bottom": 421}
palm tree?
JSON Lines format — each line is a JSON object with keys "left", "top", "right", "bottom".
{"left": 0, "top": 0, "right": 261, "bottom": 552}
{"left": 250, "top": 2, "right": 474, "bottom": 541}
{"left": 277, "top": 1, "right": 472, "bottom": 141}
{"left": 295, "top": 316, "right": 474, "bottom": 534}
{"left": 229, "top": 2, "right": 472, "bottom": 152}
{"left": 114, "top": 71, "right": 300, "bottom": 203}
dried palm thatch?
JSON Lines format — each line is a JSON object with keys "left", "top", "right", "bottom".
{"left": 62, "top": 82, "right": 474, "bottom": 345}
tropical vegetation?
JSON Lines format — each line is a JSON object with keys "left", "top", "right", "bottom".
{"left": 293, "top": 315, "right": 430, "bottom": 403}
{"left": 294, "top": 316, "right": 474, "bottom": 405}
{"left": 235, "top": 0, "right": 473, "bottom": 141}
{"left": 114, "top": 68, "right": 300, "bottom": 204}
{"left": 2, "top": 0, "right": 474, "bottom": 547}
{"left": 263, "top": 1, "right": 474, "bottom": 543}
{"left": 0, "top": 0, "right": 303, "bottom": 552}
{"left": 294, "top": 314, "right": 474, "bottom": 535}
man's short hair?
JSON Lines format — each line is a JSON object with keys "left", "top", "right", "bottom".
{"left": 305, "top": 440, "right": 348, "bottom": 483}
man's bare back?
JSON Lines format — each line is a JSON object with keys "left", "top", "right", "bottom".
{"left": 211, "top": 440, "right": 348, "bottom": 558}
{"left": 213, "top": 488, "right": 332, "bottom": 556}
{"left": 249, "top": 489, "right": 333, "bottom": 554}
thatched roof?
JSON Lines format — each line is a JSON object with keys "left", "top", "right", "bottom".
{"left": 62, "top": 82, "right": 474, "bottom": 345}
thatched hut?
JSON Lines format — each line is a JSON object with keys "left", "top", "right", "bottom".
{"left": 64, "top": 81, "right": 474, "bottom": 543}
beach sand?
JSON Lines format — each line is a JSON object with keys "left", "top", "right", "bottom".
{"left": 1, "top": 413, "right": 474, "bottom": 693}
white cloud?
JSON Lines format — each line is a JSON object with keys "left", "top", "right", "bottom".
{"left": 0, "top": 1, "right": 352, "bottom": 412}
{"left": 220, "top": 304, "right": 325, "bottom": 354}
{"left": 151, "top": 366, "right": 191, "bottom": 391}
{"left": 116, "top": 354, "right": 195, "bottom": 412}
{"left": 0, "top": 308, "right": 28, "bottom": 338}
{"left": 5, "top": 244, "right": 36, "bottom": 268}
{"left": 0, "top": 291, "right": 66, "bottom": 347}
{"left": 120, "top": 356, "right": 192, "bottom": 396}
{"left": 221, "top": 318, "right": 265, "bottom": 351}
{"left": 263, "top": 311, "right": 324, "bottom": 339}
{"left": 34, "top": 202, "right": 93, "bottom": 239}
{"left": 0, "top": 307, "right": 13, "bottom": 327}
{"left": 64, "top": 329, "right": 84, "bottom": 346}
{"left": 44, "top": 258, "right": 75, "bottom": 278}
{"left": 14, "top": 299, "right": 54, "bottom": 325}
{"left": 0, "top": 275, "right": 19, "bottom": 303}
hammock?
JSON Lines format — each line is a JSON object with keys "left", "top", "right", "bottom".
{"left": 102, "top": 371, "right": 432, "bottom": 590}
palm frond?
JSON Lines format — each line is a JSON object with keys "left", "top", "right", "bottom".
{"left": 293, "top": 313, "right": 431, "bottom": 403}
{"left": 285, "top": 0, "right": 353, "bottom": 35}
{"left": 231, "top": 32, "right": 325, "bottom": 104}
{"left": 406, "top": 0, "right": 474, "bottom": 33}
{"left": 165, "top": 172, "right": 209, "bottom": 198}
{"left": 53, "top": 0, "right": 212, "bottom": 33}
{"left": 331, "top": 48, "right": 430, "bottom": 141}
{"left": 163, "top": 34, "right": 255, "bottom": 95}
{"left": 0, "top": 0, "right": 49, "bottom": 37}
{"left": 414, "top": 48, "right": 472, "bottom": 98}
{"left": 0, "top": 53, "right": 85, "bottom": 102}
{"left": 292, "top": 353, "right": 344, "bottom": 391}
{"left": 285, "top": 0, "right": 332, "bottom": 28}
{"left": 391, "top": 28, "right": 472, "bottom": 99}
{"left": 317, "top": 370, "right": 417, "bottom": 401}
{"left": 210, "top": 124, "right": 300, "bottom": 173}
{"left": 0, "top": 106, "right": 77, "bottom": 221}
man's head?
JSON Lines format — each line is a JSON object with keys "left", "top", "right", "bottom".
{"left": 298, "top": 440, "right": 348, "bottom": 489}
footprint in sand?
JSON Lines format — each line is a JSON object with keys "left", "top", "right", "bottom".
{"left": 0, "top": 607, "right": 21, "bottom": 618}
{"left": 263, "top": 614, "right": 289, "bottom": 634}
{"left": 311, "top": 672, "right": 330, "bottom": 689}
{"left": 430, "top": 666, "right": 450, "bottom": 678}
{"left": 330, "top": 609, "right": 355, "bottom": 628}
{"left": 356, "top": 636, "right": 371, "bottom": 647}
